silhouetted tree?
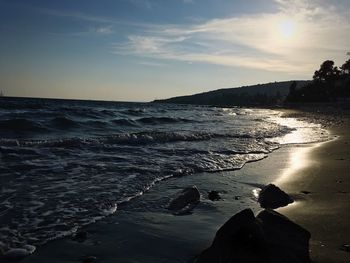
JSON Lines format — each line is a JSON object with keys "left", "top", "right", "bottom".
{"left": 285, "top": 58, "right": 350, "bottom": 103}
{"left": 340, "top": 59, "right": 350, "bottom": 75}
{"left": 313, "top": 60, "right": 340, "bottom": 82}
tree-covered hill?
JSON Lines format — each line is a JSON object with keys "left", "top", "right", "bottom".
{"left": 153, "top": 81, "right": 309, "bottom": 107}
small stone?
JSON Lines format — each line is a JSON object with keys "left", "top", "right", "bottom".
{"left": 234, "top": 195, "right": 241, "bottom": 200}
{"left": 208, "top": 191, "right": 221, "bottom": 201}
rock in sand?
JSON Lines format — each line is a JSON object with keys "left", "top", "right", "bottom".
{"left": 167, "top": 186, "right": 200, "bottom": 214}
{"left": 257, "top": 209, "right": 311, "bottom": 263}
{"left": 258, "top": 184, "right": 293, "bottom": 209}
{"left": 197, "top": 209, "right": 311, "bottom": 263}
{"left": 196, "top": 209, "right": 267, "bottom": 263}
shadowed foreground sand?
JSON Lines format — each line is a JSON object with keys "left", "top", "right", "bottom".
{"left": 278, "top": 110, "right": 350, "bottom": 263}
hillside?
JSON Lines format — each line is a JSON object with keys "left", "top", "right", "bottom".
{"left": 153, "top": 80, "right": 310, "bottom": 107}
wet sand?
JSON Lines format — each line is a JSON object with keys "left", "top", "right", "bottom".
{"left": 277, "top": 110, "right": 350, "bottom": 263}
{"left": 21, "top": 144, "right": 300, "bottom": 262}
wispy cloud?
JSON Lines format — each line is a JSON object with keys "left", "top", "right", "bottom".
{"left": 92, "top": 26, "right": 114, "bottom": 34}
{"left": 114, "top": 0, "right": 350, "bottom": 74}
{"left": 138, "top": 61, "right": 167, "bottom": 67}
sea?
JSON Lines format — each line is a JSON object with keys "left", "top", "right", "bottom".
{"left": 0, "top": 97, "right": 329, "bottom": 252}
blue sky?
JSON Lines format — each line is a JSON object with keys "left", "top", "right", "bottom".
{"left": 1, "top": 0, "right": 349, "bottom": 101}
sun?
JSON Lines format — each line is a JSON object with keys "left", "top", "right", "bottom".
{"left": 278, "top": 19, "right": 296, "bottom": 39}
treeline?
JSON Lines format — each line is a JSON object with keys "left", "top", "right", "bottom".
{"left": 286, "top": 59, "right": 350, "bottom": 103}
{"left": 153, "top": 81, "right": 309, "bottom": 107}
{"left": 157, "top": 91, "right": 284, "bottom": 106}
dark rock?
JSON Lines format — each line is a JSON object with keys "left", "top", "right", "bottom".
{"left": 83, "top": 255, "right": 97, "bottom": 263}
{"left": 340, "top": 244, "right": 350, "bottom": 252}
{"left": 258, "top": 184, "right": 293, "bottom": 209}
{"left": 257, "top": 209, "right": 311, "bottom": 263}
{"left": 197, "top": 209, "right": 311, "bottom": 263}
{"left": 234, "top": 195, "right": 241, "bottom": 200}
{"left": 208, "top": 191, "right": 221, "bottom": 201}
{"left": 167, "top": 186, "right": 200, "bottom": 213}
{"left": 196, "top": 209, "right": 267, "bottom": 263}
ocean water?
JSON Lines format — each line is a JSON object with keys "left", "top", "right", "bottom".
{"left": 0, "top": 97, "right": 329, "bottom": 251}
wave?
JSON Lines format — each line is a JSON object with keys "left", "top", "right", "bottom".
{"left": 83, "top": 120, "right": 108, "bottom": 128}
{"left": 111, "top": 118, "right": 138, "bottom": 127}
{"left": 136, "top": 117, "right": 193, "bottom": 124}
{"left": 50, "top": 117, "right": 78, "bottom": 129}
{"left": 0, "top": 100, "right": 45, "bottom": 110}
{"left": 0, "top": 119, "right": 47, "bottom": 132}
{"left": 120, "top": 108, "right": 146, "bottom": 116}
{"left": 0, "top": 131, "right": 217, "bottom": 148}
{"left": 0, "top": 128, "right": 292, "bottom": 148}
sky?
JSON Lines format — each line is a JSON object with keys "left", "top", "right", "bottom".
{"left": 0, "top": 0, "right": 349, "bottom": 101}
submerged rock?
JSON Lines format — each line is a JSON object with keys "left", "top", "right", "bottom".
{"left": 197, "top": 209, "right": 311, "bottom": 263}
{"left": 208, "top": 191, "right": 221, "bottom": 201}
{"left": 167, "top": 186, "right": 200, "bottom": 214}
{"left": 258, "top": 184, "right": 293, "bottom": 209}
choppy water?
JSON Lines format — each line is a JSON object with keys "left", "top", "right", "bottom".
{"left": 0, "top": 97, "right": 328, "bottom": 251}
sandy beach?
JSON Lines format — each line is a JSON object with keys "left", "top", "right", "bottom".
{"left": 277, "top": 109, "right": 350, "bottom": 263}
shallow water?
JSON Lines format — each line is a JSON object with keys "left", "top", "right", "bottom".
{"left": 0, "top": 97, "right": 329, "bottom": 251}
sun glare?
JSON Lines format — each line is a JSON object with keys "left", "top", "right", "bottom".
{"left": 279, "top": 19, "right": 296, "bottom": 39}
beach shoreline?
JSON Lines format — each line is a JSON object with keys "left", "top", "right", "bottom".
{"left": 17, "top": 107, "right": 349, "bottom": 263}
